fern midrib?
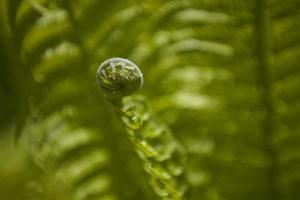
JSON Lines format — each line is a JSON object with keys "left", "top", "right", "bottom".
{"left": 254, "top": 0, "right": 281, "bottom": 199}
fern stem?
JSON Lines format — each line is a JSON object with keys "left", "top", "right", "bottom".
{"left": 254, "top": 0, "right": 282, "bottom": 199}
{"left": 97, "top": 58, "right": 187, "bottom": 199}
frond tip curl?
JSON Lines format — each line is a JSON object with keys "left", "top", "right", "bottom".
{"left": 97, "top": 57, "right": 143, "bottom": 98}
{"left": 97, "top": 58, "right": 188, "bottom": 199}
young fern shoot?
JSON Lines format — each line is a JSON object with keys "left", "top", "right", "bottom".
{"left": 97, "top": 58, "right": 188, "bottom": 200}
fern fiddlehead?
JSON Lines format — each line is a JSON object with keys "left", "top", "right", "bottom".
{"left": 97, "top": 58, "right": 188, "bottom": 200}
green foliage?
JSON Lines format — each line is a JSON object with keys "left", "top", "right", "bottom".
{"left": 0, "top": 0, "right": 300, "bottom": 200}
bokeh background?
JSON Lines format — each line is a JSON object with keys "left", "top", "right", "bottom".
{"left": 0, "top": 0, "right": 299, "bottom": 199}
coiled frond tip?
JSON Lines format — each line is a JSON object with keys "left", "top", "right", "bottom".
{"left": 97, "top": 57, "right": 143, "bottom": 97}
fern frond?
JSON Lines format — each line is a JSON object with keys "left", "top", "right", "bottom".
{"left": 97, "top": 58, "right": 188, "bottom": 199}
{"left": 21, "top": 9, "right": 72, "bottom": 61}
{"left": 29, "top": 107, "right": 117, "bottom": 200}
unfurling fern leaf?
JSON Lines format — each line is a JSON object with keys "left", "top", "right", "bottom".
{"left": 97, "top": 58, "right": 188, "bottom": 200}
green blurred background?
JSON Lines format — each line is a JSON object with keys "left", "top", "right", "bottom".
{"left": 0, "top": 0, "right": 299, "bottom": 199}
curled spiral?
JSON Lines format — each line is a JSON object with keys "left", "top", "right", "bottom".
{"left": 97, "top": 58, "right": 143, "bottom": 98}
{"left": 97, "top": 58, "right": 187, "bottom": 199}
